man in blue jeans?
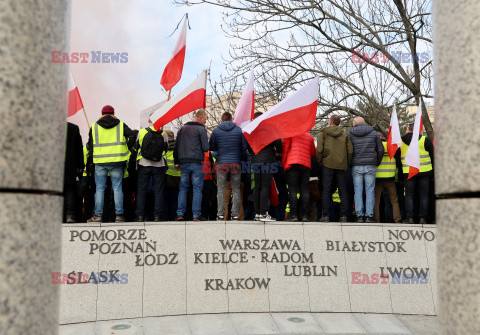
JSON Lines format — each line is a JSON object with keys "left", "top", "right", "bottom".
{"left": 173, "top": 109, "right": 209, "bottom": 221}
{"left": 86, "top": 105, "right": 134, "bottom": 223}
{"left": 348, "top": 117, "right": 384, "bottom": 223}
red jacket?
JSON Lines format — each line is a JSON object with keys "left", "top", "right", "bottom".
{"left": 282, "top": 133, "right": 316, "bottom": 170}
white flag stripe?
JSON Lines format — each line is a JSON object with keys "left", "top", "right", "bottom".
{"left": 172, "top": 19, "right": 187, "bottom": 56}
{"left": 233, "top": 65, "right": 255, "bottom": 126}
{"left": 68, "top": 68, "right": 76, "bottom": 91}
{"left": 390, "top": 105, "right": 402, "bottom": 146}
{"left": 243, "top": 76, "right": 319, "bottom": 134}
{"left": 150, "top": 70, "right": 206, "bottom": 122}
{"left": 404, "top": 100, "right": 422, "bottom": 169}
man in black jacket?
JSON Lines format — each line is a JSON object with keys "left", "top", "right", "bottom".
{"left": 348, "top": 117, "right": 384, "bottom": 223}
{"left": 63, "top": 122, "right": 84, "bottom": 223}
{"left": 174, "top": 109, "right": 209, "bottom": 221}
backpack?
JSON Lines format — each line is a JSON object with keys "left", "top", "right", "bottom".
{"left": 141, "top": 128, "right": 165, "bottom": 162}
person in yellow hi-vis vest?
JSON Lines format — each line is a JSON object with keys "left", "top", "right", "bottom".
{"left": 86, "top": 105, "right": 134, "bottom": 223}
{"left": 163, "top": 130, "right": 181, "bottom": 221}
{"left": 374, "top": 133, "right": 402, "bottom": 223}
{"left": 401, "top": 123, "right": 434, "bottom": 224}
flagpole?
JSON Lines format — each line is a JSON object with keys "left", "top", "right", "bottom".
{"left": 69, "top": 68, "right": 90, "bottom": 128}
{"left": 167, "top": 89, "right": 172, "bottom": 102}
{"left": 82, "top": 108, "right": 90, "bottom": 128}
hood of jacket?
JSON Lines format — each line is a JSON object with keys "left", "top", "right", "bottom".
{"left": 97, "top": 115, "right": 120, "bottom": 129}
{"left": 401, "top": 132, "right": 422, "bottom": 146}
{"left": 218, "top": 121, "right": 236, "bottom": 132}
{"left": 185, "top": 121, "right": 204, "bottom": 127}
{"left": 349, "top": 123, "right": 375, "bottom": 137}
{"left": 323, "top": 125, "right": 345, "bottom": 138}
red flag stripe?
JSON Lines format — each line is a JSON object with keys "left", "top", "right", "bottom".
{"left": 160, "top": 45, "right": 186, "bottom": 92}
{"left": 67, "top": 87, "right": 84, "bottom": 117}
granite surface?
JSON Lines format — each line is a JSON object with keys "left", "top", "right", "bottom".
{"left": 433, "top": 0, "right": 480, "bottom": 194}
{"left": 437, "top": 199, "right": 480, "bottom": 334}
{"left": 0, "top": 194, "right": 62, "bottom": 334}
{"left": 0, "top": 0, "right": 69, "bottom": 192}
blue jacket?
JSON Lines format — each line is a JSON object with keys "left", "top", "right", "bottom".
{"left": 209, "top": 121, "right": 248, "bottom": 164}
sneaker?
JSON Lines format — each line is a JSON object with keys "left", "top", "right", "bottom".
{"left": 217, "top": 215, "right": 225, "bottom": 221}
{"left": 339, "top": 215, "right": 348, "bottom": 223}
{"left": 356, "top": 217, "right": 364, "bottom": 223}
{"left": 115, "top": 215, "right": 125, "bottom": 223}
{"left": 419, "top": 217, "right": 427, "bottom": 225}
{"left": 365, "top": 217, "right": 376, "bottom": 223}
{"left": 254, "top": 214, "right": 262, "bottom": 221}
{"left": 135, "top": 216, "right": 144, "bottom": 222}
{"left": 302, "top": 216, "right": 309, "bottom": 222}
{"left": 231, "top": 216, "right": 239, "bottom": 221}
{"left": 175, "top": 215, "right": 185, "bottom": 221}
{"left": 287, "top": 215, "right": 299, "bottom": 222}
{"left": 260, "top": 213, "right": 276, "bottom": 222}
{"left": 87, "top": 215, "right": 102, "bottom": 223}
{"left": 405, "top": 217, "right": 415, "bottom": 224}
{"left": 319, "top": 217, "right": 329, "bottom": 223}
{"left": 193, "top": 216, "right": 206, "bottom": 222}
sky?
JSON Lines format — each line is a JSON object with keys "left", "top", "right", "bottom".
{"left": 68, "top": 0, "right": 230, "bottom": 142}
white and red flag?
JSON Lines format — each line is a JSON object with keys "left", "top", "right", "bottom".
{"left": 233, "top": 65, "right": 255, "bottom": 127}
{"left": 242, "top": 76, "right": 319, "bottom": 154}
{"left": 386, "top": 105, "right": 402, "bottom": 159}
{"left": 67, "top": 69, "right": 84, "bottom": 118}
{"left": 150, "top": 70, "right": 207, "bottom": 130}
{"left": 160, "top": 17, "right": 187, "bottom": 92}
{"left": 404, "top": 100, "right": 423, "bottom": 179}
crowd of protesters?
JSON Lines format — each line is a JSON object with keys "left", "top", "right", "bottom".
{"left": 64, "top": 106, "right": 435, "bottom": 224}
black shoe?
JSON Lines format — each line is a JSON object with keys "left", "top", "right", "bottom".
{"left": 319, "top": 217, "right": 329, "bottom": 223}
{"left": 302, "top": 216, "right": 309, "bottom": 222}
{"left": 193, "top": 216, "right": 206, "bottom": 221}
{"left": 115, "top": 215, "right": 125, "bottom": 223}
{"left": 419, "top": 217, "right": 427, "bottom": 225}
{"left": 65, "top": 215, "right": 76, "bottom": 223}
{"left": 287, "top": 215, "right": 299, "bottom": 222}
{"left": 135, "top": 216, "right": 144, "bottom": 222}
{"left": 339, "top": 215, "right": 347, "bottom": 223}
{"left": 175, "top": 215, "right": 185, "bottom": 221}
{"left": 356, "top": 217, "right": 364, "bottom": 223}
{"left": 154, "top": 216, "right": 162, "bottom": 222}
{"left": 405, "top": 217, "right": 415, "bottom": 224}
{"left": 365, "top": 217, "right": 376, "bottom": 223}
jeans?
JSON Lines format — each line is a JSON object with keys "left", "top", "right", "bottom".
{"left": 286, "top": 165, "right": 310, "bottom": 217}
{"left": 177, "top": 163, "right": 204, "bottom": 218}
{"left": 322, "top": 167, "right": 349, "bottom": 218}
{"left": 405, "top": 174, "right": 430, "bottom": 219}
{"left": 136, "top": 166, "right": 166, "bottom": 218}
{"left": 216, "top": 163, "right": 241, "bottom": 217}
{"left": 94, "top": 164, "right": 124, "bottom": 216}
{"left": 352, "top": 165, "right": 376, "bottom": 218}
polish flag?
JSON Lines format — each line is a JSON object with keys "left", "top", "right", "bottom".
{"left": 160, "top": 18, "right": 187, "bottom": 92}
{"left": 242, "top": 76, "right": 319, "bottom": 154}
{"left": 233, "top": 65, "right": 255, "bottom": 127}
{"left": 386, "top": 105, "right": 402, "bottom": 159}
{"left": 150, "top": 70, "right": 207, "bottom": 130}
{"left": 404, "top": 100, "right": 423, "bottom": 179}
{"left": 269, "top": 178, "right": 279, "bottom": 207}
{"left": 67, "top": 69, "right": 84, "bottom": 118}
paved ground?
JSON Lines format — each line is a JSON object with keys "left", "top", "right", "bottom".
{"left": 59, "top": 312, "right": 439, "bottom": 334}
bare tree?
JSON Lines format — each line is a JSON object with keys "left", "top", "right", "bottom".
{"left": 176, "top": 0, "right": 434, "bottom": 138}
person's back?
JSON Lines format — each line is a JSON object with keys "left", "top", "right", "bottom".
{"left": 317, "top": 126, "right": 352, "bottom": 170}
{"left": 174, "top": 120, "right": 209, "bottom": 165}
{"left": 210, "top": 120, "right": 247, "bottom": 164}
{"left": 348, "top": 123, "right": 383, "bottom": 166}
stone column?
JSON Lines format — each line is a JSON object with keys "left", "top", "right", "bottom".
{"left": 433, "top": 1, "right": 480, "bottom": 334}
{"left": 0, "top": 1, "right": 69, "bottom": 334}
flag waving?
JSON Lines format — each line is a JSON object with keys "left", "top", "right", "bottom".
{"left": 160, "top": 17, "right": 187, "bottom": 91}
{"left": 67, "top": 69, "right": 84, "bottom": 118}
{"left": 404, "top": 100, "right": 423, "bottom": 179}
{"left": 386, "top": 105, "right": 402, "bottom": 159}
{"left": 242, "top": 76, "right": 319, "bottom": 154}
{"left": 233, "top": 65, "right": 255, "bottom": 127}
{"left": 150, "top": 70, "right": 207, "bottom": 130}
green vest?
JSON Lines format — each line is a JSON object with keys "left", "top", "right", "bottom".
{"left": 400, "top": 136, "right": 433, "bottom": 174}
{"left": 164, "top": 150, "right": 180, "bottom": 177}
{"left": 82, "top": 145, "right": 88, "bottom": 177}
{"left": 136, "top": 127, "right": 164, "bottom": 161}
{"left": 332, "top": 188, "right": 340, "bottom": 203}
{"left": 92, "top": 120, "right": 129, "bottom": 164}
{"left": 376, "top": 142, "right": 396, "bottom": 178}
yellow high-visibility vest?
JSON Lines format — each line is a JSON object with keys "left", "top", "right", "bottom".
{"left": 82, "top": 145, "right": 88, "bottom": 177}
{"left": 164, "top": 150, "right": 181, "bottom": 177}
{"left": 91, "top": 121, "right": 129, "bottom": 164}
{"left": 332, "top": 188, "right": 340, "bottom": 203}
{"left": 400, "top": 136, "right": 433, "bottom": 173}
{"left": 376, "top": 142, "right": 396, "bottom": 178}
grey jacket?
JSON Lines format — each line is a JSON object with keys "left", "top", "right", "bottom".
{"left": 348, "top": 123, "right": 384, "bottom": 166}
{"left": 173, "top": 121, "right": 209, "bottom": 165}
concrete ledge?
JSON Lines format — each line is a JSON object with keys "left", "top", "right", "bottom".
{"left": 59, "top": 222, "right": 437, "bottom": 324}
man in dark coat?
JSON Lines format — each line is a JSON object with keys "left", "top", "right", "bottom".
{"left": 63, "top": 122, "right": 84, "bottom": 223}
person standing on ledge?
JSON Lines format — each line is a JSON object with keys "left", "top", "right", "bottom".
{"left": 86, "top": 105, "right": 134, "bottom": 223}
{"left": 348, "top": 116, "right": 383, "bottom": 223}
{"left": 209, "top": 112, "right": 248, "bottom": 221}
{"left": 174, "top": 109, "right": 209, "bottom": 221}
